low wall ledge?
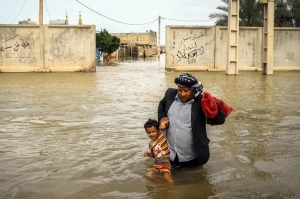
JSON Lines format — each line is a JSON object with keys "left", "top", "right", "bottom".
{"left": 48, "top": 25, "right": 93, "bottom": 28}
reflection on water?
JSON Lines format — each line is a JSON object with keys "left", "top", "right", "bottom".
{"left": 1, "top": 54, "right": 300, "bottom": 199}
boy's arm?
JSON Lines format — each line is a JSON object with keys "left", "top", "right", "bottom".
{"left": 143, "top": 151, "right": 153, "bottom": 157}
{"left": 143, "top": 142, "right": 153, "bottom": 157}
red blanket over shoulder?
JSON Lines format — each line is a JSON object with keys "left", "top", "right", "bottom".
{"left": 201, "top": 92, "right": 233, "bottom": 125}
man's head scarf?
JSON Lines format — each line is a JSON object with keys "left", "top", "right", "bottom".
{"left": 174, "top": 73, "right": 203, "bottom": 93}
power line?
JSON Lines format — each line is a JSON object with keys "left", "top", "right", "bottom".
{"left": 134, "top": 18, "right": 158, "bottom": 32}
{"left": 44, "top": 0, "right": 52, "bottom": 21}
{"left": 11, "top": 0, "right": 27, "bottom": 24}
{"left": 75, "top": 0, "right": 157, "bottom": 25}
{"left": 161, "top": 17, "right": 214, "bottom": 23}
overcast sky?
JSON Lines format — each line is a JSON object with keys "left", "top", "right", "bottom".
{"left": 0, "top": 0, "right": 223, "bottom": 44}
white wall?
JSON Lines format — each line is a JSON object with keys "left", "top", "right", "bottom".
{"left": 165, "top": 26, "right": 300, "bottom": 71}
{"left": 0, "top": 24, "right": 96, "bottom": 72}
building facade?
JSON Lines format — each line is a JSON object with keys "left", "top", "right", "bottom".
{"left": 110, "top": 30, "right": 157, "bottom": 58}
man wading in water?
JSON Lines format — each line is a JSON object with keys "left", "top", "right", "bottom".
{"left": 158, "top": 73, "right": 230, "bottom": 167}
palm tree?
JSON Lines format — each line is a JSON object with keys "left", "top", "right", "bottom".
{"left": 286, "top": 0, "right": 300, "bottom": 27}
{"left": 209, "top": 0, "right": 264, "bottom": 26}
{"left": 239, "top": 0, "right": 264, "bottom": 26}
{"left": 208, "top": 0, "right": 229, "bottom": 26}
{"left": 275, "top": 0, "right": 293, "bottom": 27}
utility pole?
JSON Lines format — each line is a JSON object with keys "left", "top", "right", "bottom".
{"left": 39, "top": 0, "right": 43, "bottom": 25}
{"left": 157, "top": 15, "right": 161, "bottom": 59}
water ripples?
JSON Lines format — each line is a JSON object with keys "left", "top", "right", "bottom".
{"left": 1, "top": 57, "right": 300, "bottom": 198}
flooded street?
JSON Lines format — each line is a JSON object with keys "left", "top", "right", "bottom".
{"left": 1, "top": 55, "right": 300, "bottom": 199}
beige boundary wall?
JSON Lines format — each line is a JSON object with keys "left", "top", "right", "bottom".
{"left": 0, "top": 25, "right": 96, "bottom": 72}
{"left": 165, "top": 26, "right": 300, "bottom": 71}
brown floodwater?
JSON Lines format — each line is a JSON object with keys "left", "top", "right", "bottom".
{"left": 0, "top": 55, "right": 300, "bottom": 199}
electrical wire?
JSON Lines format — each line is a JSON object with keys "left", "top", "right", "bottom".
{"left": 161, "top": 17, "right": 214, "bottom": 23}
{"left": 134, "top": 16, "right": 214, "bottom": 35}
{"left": 75, "top": 0, "right": 157, "bottom": 25}
{"left": 10, "top": 0, "right": 27, "bottom": 24}
{"left": 44, "top": 0, "right": 52, "bottom": 22}
{"left": 134, "top": 18, "right": 158, "bottom": 32}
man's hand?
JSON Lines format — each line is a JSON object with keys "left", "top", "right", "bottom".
{"left": 159, "top": 117, "right": 169, "bottom": 130}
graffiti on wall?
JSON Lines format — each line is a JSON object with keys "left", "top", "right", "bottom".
{"left": 171, "top": 33, "right": 205, "bottom": 64}
{"left": 0, "top": 35, "right": 31, "bottom": 58}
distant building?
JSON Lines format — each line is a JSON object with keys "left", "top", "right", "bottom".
{"left": 49, "top": 19, "right": 68, "bottom": 25}
{"left": 110, "top": 30, "right": 157, "bottom": 58}
{"left": 19, "top": 19, "right": 37, "bottom": 25}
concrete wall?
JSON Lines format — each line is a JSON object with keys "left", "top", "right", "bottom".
{"left": 165, "top": 26, "right": 300, "bottom": 71}
{"left": 215, "top": 27, "right": 263, "bottom": 70}
{"left": 0, "top": 24, "right": 96, "bottom": 72}
{"left": 274, "top": 28, "right": 300, "bottom": 69}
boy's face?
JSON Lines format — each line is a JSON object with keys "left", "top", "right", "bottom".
{"left": 146, "top": 126, "right": 159, "bottom": 141}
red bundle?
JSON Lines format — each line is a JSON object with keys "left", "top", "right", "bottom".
{"left": 201, "top": 92, "right": 233, "bottom": 125}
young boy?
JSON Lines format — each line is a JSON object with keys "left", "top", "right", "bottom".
{"left": 143, "top": 119, "right": 173, "bottom": 183}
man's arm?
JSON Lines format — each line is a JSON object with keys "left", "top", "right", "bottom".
{"left": 158, "top": 96, "right": 167, "bottom": 122}
{"left": 208, "top": 108, "right": 225, "bottom": 125}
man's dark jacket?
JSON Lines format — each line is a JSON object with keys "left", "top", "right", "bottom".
{"left": 158, "top": 88, "right": 225, "bottom": 165}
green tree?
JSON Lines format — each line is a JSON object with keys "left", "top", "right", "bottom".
{"left": 275, "top": 0, "right": 300, "bottom": 27}
{"left": 208, "top": 0, "right": 229, "bottom": 26}
{"left": 96, "top": 29, "right": 120, "bottom": 60}
{"left": 275, "top": 0, "right": 293, "bottom": 27}
{"left": 286, "top": 0, "right": 300, "bottom": 27}
{"left": 239, "top": 0, "right": 264, "bottom": 26}
{"left": 209, "top": 0, "right": 300, "bottom": 27}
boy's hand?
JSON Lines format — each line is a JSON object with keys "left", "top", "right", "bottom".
{"left": 144, "top": 151, "right": 150, "bottom": 157}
